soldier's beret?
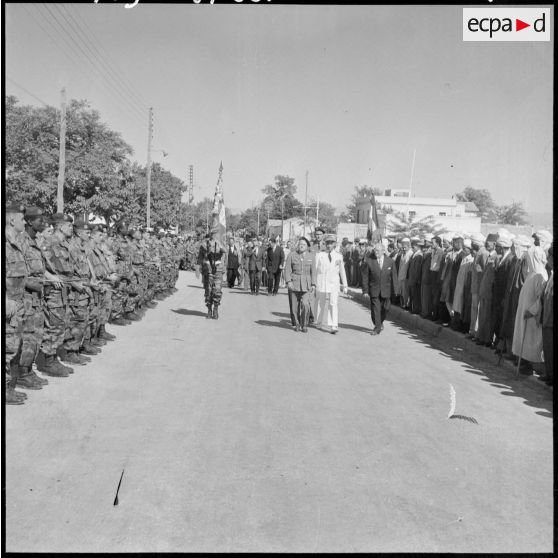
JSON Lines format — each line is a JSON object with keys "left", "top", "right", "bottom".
{"left": 325, "top": 235, "right": 337, "bottom": 244}
{"left": 315, "top": 227, "right": 325, "bottom": 234}
{"left": 299, "top": 236, "right": 311, "bottom": 247}
{"left": 486, "top": 233, "right": 499, "bottom": 242}
{"left": 50, "top": 213, "right": 72, "bottom": 224}
{"left": 24, "top": 206, "right": 44, "bottom": 219}
{"left": 6, "top": 202, "right": 25, "bottom": 213}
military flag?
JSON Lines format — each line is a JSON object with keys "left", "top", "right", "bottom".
{"left": 367, "top": 193, "right": 382, "bottom": 243}
{"left": 211, "top": 161, "right": 227, "bottom": 248}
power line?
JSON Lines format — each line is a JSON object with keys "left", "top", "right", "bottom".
{"left": 41, "top": 3, "right": 146, "bottom": 120}
{"left": 21, "top": 3, "right": 145, "bottom": 127}
{"left": 6, "top": 76, "right": 50, "bottom": 106}
{"left": 63, "top": 3, "right": 149, "bottom": 112}
{"left": 54, "top": 3, "right": 148, "bottom": 116}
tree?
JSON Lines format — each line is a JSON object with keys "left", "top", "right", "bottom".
{"left": 261, "top": 175, "right": 302, "bottom": 220}
{"left": 306, "top": 199, "right": 338, "bottom": 232}
{"left": 5, "top": 95, "right": 133, "bottom": 216}
{"left": 343, "top": 185, "right": 383, "bottom": 221}
{"left": 384, "top": 211, "right": 448, "bottom": 238}
{"left": 455, "top": 187, "right": 497, "bottom": 221}
{"left": 495, "top": 201, "right": 528, "bottom": 226}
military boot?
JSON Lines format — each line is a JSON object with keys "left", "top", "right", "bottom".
{"left": 80, "top": 342, "right": 100, "bottom": 356}
{"left": 6, "top": 386, "right": 25, "bottom": 405}
{"left": 213, "top": 306, "right": 219, "bottom": 320}
{"left": 37, "top": 354, "right": 70, "bottom": 377}
{"left": 111, "top": 317, "right": 130, "bottom": 326}
{"left": 98, "top": 324, "right": 116, "bottom": 341}
{"left": 61, "top": 350, "right": 88, "bottom": 366}
{"left": 124, "top": 311, "right": 141, "bottom": 322}
{"left": 6, "top": 375, "right": 27, "bottom": 399}
{"left": 206, "top": 305, "right": 213, "bottom": 319}
{"left": 16, "top": 366, "right": 43, "bottom": 390}
{"left": 29, "top": 367, "right": 49, "bottom": 386}
{"left": 90, "top": 336, "right": 107, "bottom": 347}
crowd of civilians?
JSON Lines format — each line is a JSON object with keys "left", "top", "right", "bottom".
{"left": 341, "top": 230, "right": 554, "bottom": 386}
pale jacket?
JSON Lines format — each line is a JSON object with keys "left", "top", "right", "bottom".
{"left": 314, "top": 251, "right": 348, "bottom": 293}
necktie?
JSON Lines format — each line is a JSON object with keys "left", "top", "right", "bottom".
{"left": 328, "top": 253, "right": 332, "bottom": 263}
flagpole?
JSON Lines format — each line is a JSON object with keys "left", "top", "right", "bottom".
{"left": 405, "top": 148, "right": 416, "bottom": 220}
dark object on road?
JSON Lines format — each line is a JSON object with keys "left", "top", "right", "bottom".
{"left": 449, "top": 414, "right": 478, "bottom": 424}
{"left": 113, "top": 469, "right": 125, "bottom": 506}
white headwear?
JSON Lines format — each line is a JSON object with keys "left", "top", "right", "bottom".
{"left": 525, "top": 246, "right": 548, "bottom": 280}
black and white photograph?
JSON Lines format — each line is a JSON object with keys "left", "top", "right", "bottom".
{"left": 3, "top": 1, "right": 553, "bottom": 553}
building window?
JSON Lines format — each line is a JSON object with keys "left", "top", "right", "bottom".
{"left": 439, "top": 212, "right": 446, "bottom": 216}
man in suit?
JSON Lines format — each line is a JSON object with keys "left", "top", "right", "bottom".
{"left": 285, "top": 237, "right": 316, "bottom": 333}
{"left": 315, "top": 235, "right": 348, "bottom": 334}
{"left": 362, "top": 241, "right": 398, "bottom": 335}
{"left": 265, "top": 236, "right": 285, "bottom": 295}
{"left": 397, "top": 238, "right": 413, "bottom": 309}
{"left": 226, "top": 236, "right": 241, "bottom": 288}
{"left": 407, "top": 238, "right": 424, "bottom": 315}
{"left": 253, "top": 237, "right": 266, "bottom": 295}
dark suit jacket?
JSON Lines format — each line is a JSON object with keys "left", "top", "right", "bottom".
{"left": 407, "top": 251, "right": 424, "bottom": 287}
{"left": 265, "top": 245, "right": 285, "bottom": 273}
{"left": 226, "top": 247, "right": 240, "bottom": 270}
{"left": 243, "top": 247, "right": 256, "bottom": 271}
{"left": 255, "top": 246, "right": 266, "bottom": 271}
{"left": 362, "top": 255, "right": 397, "bottom": 298}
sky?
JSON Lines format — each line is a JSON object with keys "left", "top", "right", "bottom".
{"left": 4, "top": 3, "right": 554, "bottom": 214}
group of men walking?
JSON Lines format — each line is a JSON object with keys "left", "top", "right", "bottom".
{"left": 5, "top": 203, "right": 182, "bottom": 405}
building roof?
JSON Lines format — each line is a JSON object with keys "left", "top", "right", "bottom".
{"left": 374, "top": 196, "right": 458, "bottom": 207}
{"left": 463, "top": 201, "right": 479, "bottom": 212}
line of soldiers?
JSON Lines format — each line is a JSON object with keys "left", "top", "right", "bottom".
{"left": 5, "top": 203, "right": 182, "bottom": 405}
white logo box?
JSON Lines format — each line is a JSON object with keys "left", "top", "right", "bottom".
{"left": 463, "top": 7, "right": 551, "bottom": 41}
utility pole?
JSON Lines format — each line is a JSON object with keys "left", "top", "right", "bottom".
{"left": 56, "top": 87, "right": 67, "bottom": 213}
{"left": 257, "top": 207, "right": 260, "bottom": 235}
{"left": 316, "top": 193, "right": 320, "bottom": 224}
{"left": 304, "top": 170, "right": 308, "bottom": 237}
{"left": 146, "top": 107, "right": 154, "bottom": 228}
{"left": 188, "top": 164, "right": 194, "bottom": 232}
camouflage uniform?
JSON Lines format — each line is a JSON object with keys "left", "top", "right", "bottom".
{"left": 130, "top": 234, "right": 147, "bottom": 308}
{"left": 89, "top": 238, "right": 114, "bottom": 334}
{"left": 5, "top": 227, "right": 27, "bottom": 379}
{"left": 198, "top": 239, "right": 226, "bottom": 317}
{"left": 143, "top": 234, "right": 160, "bottom": 304}
{"left": 39, "top": 228, "right": 73, "bottom": 358}
{"left": 64, "top": 235, "right": 92, "bottom": 352}
{"left": 19, "top": 231, "right": 46, "bottom": 369}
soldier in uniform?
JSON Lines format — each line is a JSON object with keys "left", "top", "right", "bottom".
{"left": 17, "top": 207, "right": 52, "bottom": 390}
{"left": 197, "top": 232, "right": 227, "bottom": 319}
{"left": 129, "top": 227, "right": 147, "bottom": 316}
{"left": 5, "top": 203, "right": 29, "bottom": 404}
{"left": 89, "top": 224, "right": 118, "bottom": 342}
{"left": 62, "top": 217, "right": 98, "bottom": 364}
{"left": 285, "top": 236, "right": 316, "bottom": 332}
{"left": 37, "top": 213, "right": 76, "bottom": 376}
{"left": 107, "top": 224, "right": 132, "bottom": 326}
{"left": 115, "top": 224, "right": 141, "bottom": 322}
{"left": 141, "top": 228, "right": 159, "bottom": 309}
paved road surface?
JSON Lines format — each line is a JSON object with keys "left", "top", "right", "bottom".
{"left": 5, "top": 271, "right": 553, "bottom": 552}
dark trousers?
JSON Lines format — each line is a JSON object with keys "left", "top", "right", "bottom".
{"left": 370, "top": 296, "right": 390, "bottom": 330}
{"left": 290, "top": 290, "right": 310, "bottom": 327}
{"left": 226, "top": 268, "right": 238, "bottom": 288}
{"left": 431, "top": 281, "right": 442, "bottom": 321}
{"left": 542, "top": 327, "right": 553, "bottom": 380}
{"left": 249, "top": 270, "right": 256, "bottom": 292}
{"left": 267, "top": 270, "right": 282, "bottom": 294}
{"left": 255, "top": 270, "right": 262, "bottom": 293}
{"left": 287, "top": 288, "right": 295, "bottom": 325}
{"left": 344, "top": 263, "right": 352, "bottom": 286}
{"left": 409, "top": 283, "right": 421, "bottom": 314}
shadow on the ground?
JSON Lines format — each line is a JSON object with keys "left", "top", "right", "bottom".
{"left": 171, "top": 309, "right": 207, "bottom": 317}
{"left": 187, "top": 284, "right": 204, "bottom": 289}
{"left": 255, "top": 319, "right": 294, "bottom": 331}
{"left": 385, "top": 319, "right": 553, "bottom": 418}
{"left": 228, "top": 290, "right": 260, "bottom": 295}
